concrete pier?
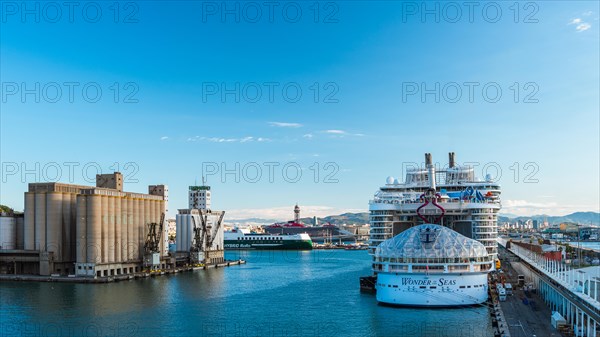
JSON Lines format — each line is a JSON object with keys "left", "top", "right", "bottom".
{"left": 0, "top": 260, "right": 246, "bottom": 284}
{"left": 499, "top": 238, "right": 599, "bottom": 337}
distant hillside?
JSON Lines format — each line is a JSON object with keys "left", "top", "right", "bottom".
{"left": 305, "top": 211, "right": 599, "bottom": 226}
{"left": 228, "top": 211, "right": 599, "bottom": 227}
{"left": 300, "top": 212, "right": 370, "bottom": 226}
{"left": 498, "top": 212, "right": 599, "bottom": 226}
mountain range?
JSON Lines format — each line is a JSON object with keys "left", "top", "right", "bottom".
{"left": 497, "top": 212, "right": 599, "bottom": 226}
{"left": 228, "top": 211, "right": 599, "bottom": 226}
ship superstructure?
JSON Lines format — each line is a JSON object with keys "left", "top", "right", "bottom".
{"left": 369, "top": 152, "right": 501, "bottom": 261}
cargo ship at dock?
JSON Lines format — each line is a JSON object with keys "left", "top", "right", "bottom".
{"left": 224, "top": 228, "right": 313, "bottom": 250}
{"left": 361, "top": 152, "right": 501, "bottom": 307}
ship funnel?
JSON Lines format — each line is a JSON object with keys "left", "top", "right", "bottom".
{"left": 425, "top": 153, "right": 436, "bottom": 190}
{"left": 449, "top": 152, "right": 456, "bottom": 168}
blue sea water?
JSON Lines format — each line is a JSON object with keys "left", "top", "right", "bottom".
{"left": 0, "top": 250, "right": 493, "bottom": 337}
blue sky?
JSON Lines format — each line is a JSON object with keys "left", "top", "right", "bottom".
{"left": 1, "top": 1, "right": 599, "bottom": 220}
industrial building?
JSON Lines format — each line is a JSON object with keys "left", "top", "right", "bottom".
{"left": 0, "top": 173, "right": 168, "bottom": 277}
{"left": 0, "top": 209, "right": 23, "bottom": 251}
{"left": 175, "top": 185, "right": 225, "bottom": 265}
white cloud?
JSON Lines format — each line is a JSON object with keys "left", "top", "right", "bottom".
{"left": 160, "top": 136, "right": 169, "bottom": 141}
{"left": 322, "top": 130, "right": 365, "bottom": 137}
{"left": 225, "top": 205, "right": 366, "bottom": 221}
{"left": 209, "top": 138, "right": 237, "bottom": 143}
{"left": 187, "top": 136, "right": 269, "bottom": 143}
{"left": 582, "top": 11, "right": 593, "bottom": 16}
{"left": 269, "top": 122, "right": 303, "bottom": 128}
{"left": 303, "top": 133, "right": 314, "bottom": 139}
{"left": 570, "top": 18, "right": 582, "bottom": 24}
{"left": 569, "top": 18, "right": 592, "bottom": 32}
{"left": 576, "top": 23, "right": 591, "bottom": 32}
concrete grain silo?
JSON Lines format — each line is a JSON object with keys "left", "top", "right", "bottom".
{"left": 117, "top": 198, "right": 127, "bottom": 261}
{"left": 17, "top": 175, "right": 168, "bottom": 277}
{"left": 76, "top": 194, "right": 87, "bottom": 264}
{"left": 62, "top": 193, "right": 72, "bottom": 262}
{"left": 88, "top": 194, "right": 101, "bottom": 264}
{"left": 34, "top": 192, "right": 46, "bottom": 251}
{"left": 24, "top": 192, "right": 35, "bottom": 250}
{"left": 0, "top": 215, "right": 16, "bottom": 250}
{"left": 127, "top": 198, "right": 134, "bottom": 261}
{"left": 16, "top": 214, "right": 24, "bottom": 250}
{"left": 107, "top": 195, "right": 115, "bottom": 263}
{"left": 144, "top": 199, "right": 150, "bottom": 255}
{"left": 46, "top": 191, "right": 63, "bottom": 262}
{"left": 100, "top": 195, "right": 108, "bottom": 263}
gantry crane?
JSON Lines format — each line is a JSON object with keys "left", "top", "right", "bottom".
{"left": 143, "top": 212, "right": 165, "bottom": 270}
{"left": 189, "top": 210, "right": 225, "bottom": 265}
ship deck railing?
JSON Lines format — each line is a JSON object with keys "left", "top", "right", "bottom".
{"left": 369, "top": 198, "right": 500, "bottom": 206}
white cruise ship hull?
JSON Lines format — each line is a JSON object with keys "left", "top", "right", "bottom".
{"left": 375, "top": 272, "right": 488, "bottom": 307}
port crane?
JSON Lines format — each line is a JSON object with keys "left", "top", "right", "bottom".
{"left": 189, "top": 210, "right": 225, "bottom": 265}
{"left": 143, "top": 212, "right": 165, "bottom": 270}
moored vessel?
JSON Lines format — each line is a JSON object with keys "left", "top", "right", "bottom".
{"left": 224, "top": 228, "right": 313, "bottom": 250}
{"left": 362, "top": 152, "right": 502, "bottom": 307}
{"left": 263, "top": 204, "right": 354, "bottom": 242}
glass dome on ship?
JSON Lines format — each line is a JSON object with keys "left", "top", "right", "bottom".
{"left": 374, "top": 224, "right": 490, "bottom": 263}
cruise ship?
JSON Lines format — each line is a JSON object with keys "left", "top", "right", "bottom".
{"left": 362, "top": 152, "right": 501, "bottom": 306}
{"left": 224, "top": 228, "right": 313, "bottom": 250}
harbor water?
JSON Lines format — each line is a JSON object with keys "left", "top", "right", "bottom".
{"left": 0, "top": 250, "right": 494, "bottom": 337}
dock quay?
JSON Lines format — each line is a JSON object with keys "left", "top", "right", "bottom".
{"left": 498, "top": 238, "right": 599, "bottom": 337}
{"left": 0, "top": 259, "right": 246, "bottom": 283}
{"left": 488, "top": 273, "right": 512, "bottom": 337}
